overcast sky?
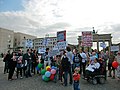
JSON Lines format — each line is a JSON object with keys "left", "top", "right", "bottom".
{"left": 0, "top": 0, "right": 120, "bottom": 45}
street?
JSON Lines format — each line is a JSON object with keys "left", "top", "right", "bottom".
{"left": 0, "top": 59, "right": 120, "bottom": 90}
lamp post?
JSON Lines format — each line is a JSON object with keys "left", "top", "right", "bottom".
{"left": 23, "top": 36, "right": 26, "bottom": 53}
{"left": 7, "top": 35, "right": 11, "bottom": 49}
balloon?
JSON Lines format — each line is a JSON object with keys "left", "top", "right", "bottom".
{"left": 50, "top": 74, "right": 54, "bottom": 81}
{"left": 51, "top": 66, "right": 55, "bottom": 69}
{"left": 51, "top": 69, "right": 56, "bottom": 74}
{"left": 51, "top": 66, "right": 57, "bottom": 70}
{"left": 46, "top": 66, "right": 51, "bottom": 70}
{"left": 46, "top": 67, "right": 51, "bottom": 71}
{"left": 38, "top": 63, "right": 43, "bottom": 68}
{"left": 36, "top": 66, "right": 40, "bottom": 71}
{"left": 44, "top": 76, "right": 50, "bottom": 82}
{"left": 42, "top": 75, "right": 45, "bottom": 80}
{"left": 112, "top": 61, "right": 119, "bottom": 68}
{"left": 41, "top": 69, "right": 46, "bottom": 75}
{"left": 54, "top": 67, "right": 57, "bottom": 70}
{"left": 45, "top": 71, "right": 51, "bottom": 77}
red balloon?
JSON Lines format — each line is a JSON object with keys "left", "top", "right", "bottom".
{"left": 112, "top": 61, "right": 119, "bottom": 68}
{"left": 50, "top": 74, "right": 54, "bottom": 81}
{"left": 46, "top": 67, "right": 51, "bottom": 71}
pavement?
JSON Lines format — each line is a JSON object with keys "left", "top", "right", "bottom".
{"left": 0, "top": 58, "right": 120, "bottom": 90}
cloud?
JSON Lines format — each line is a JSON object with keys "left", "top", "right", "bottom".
{"left": 110, "top": 24, "right": 120, "bottom": 43}
{"left": 0, "top": 0, "right": 120, "bottom": 45}
{"left": 95, "top": 23, "right": 120, "bottom": 44}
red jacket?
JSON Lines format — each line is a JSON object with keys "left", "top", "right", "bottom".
{"left": 73, "top": 73, "right": 80, "bottom": 81}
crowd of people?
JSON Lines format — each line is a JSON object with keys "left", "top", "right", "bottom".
{"left": 2, "top": 47, "right": 120, "bottom": 90}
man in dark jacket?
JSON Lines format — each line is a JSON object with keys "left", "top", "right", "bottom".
{"left": 3, "top": 50, "right": 11, "bottom": 74}
{"left": 61, "top": 50, "right": 70, "bottom": 86}
{"left": 23, "top": 49, "right": 32, "bottom": 78}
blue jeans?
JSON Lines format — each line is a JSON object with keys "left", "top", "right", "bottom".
{"left": 73, "top": 81, "right": 80, "bottom": 90}
{"left": 73, "top": 63, "right": 80, "bottom": 70}
{"left": 63, "top": 71, "right": 68, "bottom": 86}
{"left": 69, "top": 64, "right": 73, "bottom": 84}
{"left": 26, "top": 63, "right": 32, "bottom": 77}
{"left": 54, "top": 68, "right": 58, "bottom": 82}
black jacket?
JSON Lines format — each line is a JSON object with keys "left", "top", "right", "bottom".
{"left": 61, "top": 56, "right": 70, "bottom": 72}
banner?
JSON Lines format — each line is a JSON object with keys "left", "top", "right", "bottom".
{"left": 57, "top": 30, "right": 66, "bottom": 42}
{"left": 81, "top": 31, "right": 93, "bottom": 47}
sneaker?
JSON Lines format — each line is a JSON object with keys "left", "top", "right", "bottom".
{"left": 8, "top": 79, "right": 12, "bottom": 81}
{"left": 108, "top": 75, "right": 112, "bottom": 77}
{"left": 84, "top": 77, "right": 88, "bottom": 80}
{"left": 112, "top": 76, "right": 115, "bottom": 79}
{"left": 29, "top": 75, "right": 32, "bottom": 77}
{"left": 20, "top": 77, "right": 23, "bottom": 79}
{"left": 69, "top": 82, "right": 72, "bottom": 85}
{"left": 60, "top": 81, "right": 64, "bottom": 84}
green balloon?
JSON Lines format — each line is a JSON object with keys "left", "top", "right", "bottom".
{"left": 38, "top": 63, "right": 43, "bottom": 68}
{"left": 41, "top": 69, "right": 46, "bottom": 75}
{"left": 44, "top": 76, "right": 50, "bottom": 82}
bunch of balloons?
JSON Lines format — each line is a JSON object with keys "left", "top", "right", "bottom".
{"left": 41, "top": 66, "right": 57, "bottom": 82}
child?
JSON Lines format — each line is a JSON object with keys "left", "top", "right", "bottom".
{"left": 73, "top": 67, "right": 80, "bottom": 90}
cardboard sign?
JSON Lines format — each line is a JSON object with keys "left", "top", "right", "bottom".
{"left": 81, "top": 31, "right": 93, "bottom": 47}
{"left": 57, "top": 30, "right": 66, "bottom": 42}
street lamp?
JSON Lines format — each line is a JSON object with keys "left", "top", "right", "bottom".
{"left": 7, "top": 35, "right": 11, "bottom": 49}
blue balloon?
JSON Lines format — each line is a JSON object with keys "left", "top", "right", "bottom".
{"left": 45, "top": 71, "right": 51, "bottom": 77}
{"left": 51, "top": 66, "right": 55, "bottom": 69}
{"left": 42, "top": 75, "right": 45, "bottom": 80}
{"left": 36, "top": 66, "right": 40, "bottom": 71}
{"left": 54, "top": 67, "right": 57, "bottom": 70}
{"left": 51, "top": 66, "right": 57, "bottom": 70}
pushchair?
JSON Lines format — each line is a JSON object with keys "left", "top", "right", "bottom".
{"left": 85, "top": 59, "right": 106, "bottom": 85}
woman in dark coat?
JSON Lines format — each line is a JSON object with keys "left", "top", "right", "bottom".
{"left": 8, "top": 52, "right": 17, "bottom": 80}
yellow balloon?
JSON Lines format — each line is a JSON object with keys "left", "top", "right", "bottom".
{"left": 46, "top": 66, "right": 50, "bottom": 70}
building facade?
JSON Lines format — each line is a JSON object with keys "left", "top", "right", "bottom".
{"left": 14, "top": 32, "right": 36, "bottom": 52}
{"left": 33, "top": 37, "right": 57, "bottom": 50}
{"left": 0, "top": 28, "right": 14, "bottom": 53}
